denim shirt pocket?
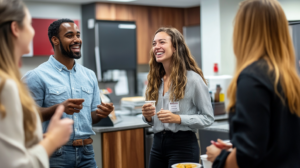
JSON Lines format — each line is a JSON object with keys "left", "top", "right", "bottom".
{"left": 48, "top": 86, "right": 68, "bottom": 104}
{"left": 81, "top": 87, "right": 93, "bottom": 107}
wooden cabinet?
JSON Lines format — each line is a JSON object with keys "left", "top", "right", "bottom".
{"left": 184, "top": 7, "right": 201, "bottom": 26}
{"left": 102, "top": 128, "right": 145, "bottom": 168}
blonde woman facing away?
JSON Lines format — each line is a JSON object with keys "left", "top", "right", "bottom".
{"left": 142, "top": 27, "right": 214, "bottom": 168}
{"left": 0, "top": 0, "right": 73, "bottom": 167}
{"left": 206, "top": 0, "right": 300, "bottom": 167}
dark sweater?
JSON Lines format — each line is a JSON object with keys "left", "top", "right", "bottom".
{"left": 213, "top": 59, "right": 300, "bottom": 168}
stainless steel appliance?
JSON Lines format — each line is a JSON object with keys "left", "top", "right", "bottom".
{"left": 289, "top": 21, "right": 300, "bottom": 74}
{"left": 183, "top": 25, "right": 202, "bottom": 68}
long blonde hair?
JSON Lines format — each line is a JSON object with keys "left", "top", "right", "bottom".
{"left": 227, "top": 0, "right": 300, "bottom": 117}
{"left": 146, "top": 27, "right": 206, "bottom": 102}
{"left": 0, "top": 0, "right": 38, "bottom": 143}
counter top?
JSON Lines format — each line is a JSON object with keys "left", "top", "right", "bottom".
{"left": 200, "top": 120, "right": 229, "bottom": 132}
{"left": 92, "top": 115, "right": 229, "bottom": 133}
{"left": 214, "top": 114, "right": 228, "bottom": 121}
{"left": 92, "top": 115, "right": 151, "bottom": 133}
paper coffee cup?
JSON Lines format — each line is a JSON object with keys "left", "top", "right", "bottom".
{"left": 200, "top": 154, "right": 212, "bottom": 168}
{"left": 145, "top": 100, "right": 156, "bottom": 114}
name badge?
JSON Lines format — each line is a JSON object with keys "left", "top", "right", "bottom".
{"left": 169, "top": 101, "right": 180, "bottom": 112}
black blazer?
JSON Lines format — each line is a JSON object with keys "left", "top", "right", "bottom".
{"left": 213, "top": 59, "right": 300, "bottom": 168}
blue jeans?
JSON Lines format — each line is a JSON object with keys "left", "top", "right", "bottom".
{"left": 50, "top": 144, "right": 97, "bottom": 168}
{"left": 149, "top": 131, "right": 199, "bottom": 168}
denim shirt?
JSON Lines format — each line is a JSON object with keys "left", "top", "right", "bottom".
{"left": 23, "top": 56, "right": 100, "bottom": 140}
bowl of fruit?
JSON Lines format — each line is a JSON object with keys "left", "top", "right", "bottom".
{"left": 171, "top": 162, "right": 201, "bottom": 168}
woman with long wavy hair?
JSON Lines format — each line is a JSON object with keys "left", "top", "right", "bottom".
{"left": 0, "top": 0, "right": 73, "bottom": 167}
{"left": 142, "top": 27, "right": 214, "bottom": 168}
{"left": 206, "top": 0, "right": 300, "bottom": 167}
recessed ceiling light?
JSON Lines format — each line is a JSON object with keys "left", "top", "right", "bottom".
{"left": 107, "top": 0, "right": 136, "bottom": 2}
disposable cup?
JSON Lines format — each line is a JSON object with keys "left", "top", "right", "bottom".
{"left": 145, "top": 100, "right": 156, "bottom": 114}
{"left": 200, "top": 154, "right": 213, "bottom": 168}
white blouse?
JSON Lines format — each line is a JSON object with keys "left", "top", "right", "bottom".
{"left": 0, "top": 79, "right": 48, "bottom": 168}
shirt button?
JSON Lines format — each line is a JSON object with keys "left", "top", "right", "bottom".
{"left": 72, "top": 88, "right": 74, "bottom": 90}
{"left": 56, "top": 91, "right": 58, "bottom": 94}
{"left": 75, "top": 129, "right": 77, "bottom": 131}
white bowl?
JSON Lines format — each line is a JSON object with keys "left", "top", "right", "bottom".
{"left": 171, "top": 162, "right": 202, "bottom": 168}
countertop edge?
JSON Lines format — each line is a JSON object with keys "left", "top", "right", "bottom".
{"left": 92, "top": 124, "right": 151, "bottom": 133}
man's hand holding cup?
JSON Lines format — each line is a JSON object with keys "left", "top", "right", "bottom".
{"left": 61, "top": 98, "right": 84, "bottom": 115}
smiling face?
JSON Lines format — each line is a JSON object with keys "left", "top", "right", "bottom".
{"left": 152, "top": 32, "right": 175, "bottom": 64}
{"left": 57, "top": 22, "right": 82, "bottom": 59}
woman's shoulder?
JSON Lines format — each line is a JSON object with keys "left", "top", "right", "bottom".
{"left": 239, "top": 59, "right": 274, "bottom": 89}
{"left": 240, "top": 59, "right": 270, "bottom": 77}
{"left": 187, "top": 70, "right": 203, "bottom": 80}
{"left": 0, "top": 78, "right": 22, "bottom": 119}
{"left": 186, "top": 70, "right": 207, "bottom": 86}
{"left": 0, "top": 78, "right": 18, "bottom": 97}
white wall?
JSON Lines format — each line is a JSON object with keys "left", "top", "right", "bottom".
{"left": 25, "top": 1, "right": 81, "bottom": 19}
{"left": 201, "top": 0, "right": 241, "bottom": 76}
{"left": 219, "top": 0, "right": 240, "bottom": 76}
{"left": 201, "top": 0, "right": 221, "bottom": 76}
{"left": 21, "top": 1, "right": 82, "bottom": 75}
{"left": 279, "top": 0, "right": 300, "bottom": 21}
{"left": 200, "top": 0, "right": 300, "bottom": 77}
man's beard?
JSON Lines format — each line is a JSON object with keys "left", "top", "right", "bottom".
{"left": 59, "top": 39, "right": 81, "bottom": 59}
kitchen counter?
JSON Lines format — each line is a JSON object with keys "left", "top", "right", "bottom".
{"left": 92, "top": 115, "right": 230, "bottom": 167}
{"left": 199, "top": 118, "right": 229, "bottom": 155}
{"left": 214, "top": 113, "right": 229, "bottom": 121}
{"left": 92, "top": 115, "right": 229, "bottom": 133}
{"left": 200, "top": 120, "right": 229, "bottom": 132}
{"left": 91, "top": 115, "right": 151, "bottom": 168}
{"left": 92, "top": 115, "right": 150, "bottom": 133}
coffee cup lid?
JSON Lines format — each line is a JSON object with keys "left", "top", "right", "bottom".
{"left": 200, "top": 154, "right": 208, "bottom": 159}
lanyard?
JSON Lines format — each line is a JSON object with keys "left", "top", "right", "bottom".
{"left": 162, "top": 93, "right": 164, "bottom": 110}
{"left": 161, "top": 93, "right": 166, "bottom": 130}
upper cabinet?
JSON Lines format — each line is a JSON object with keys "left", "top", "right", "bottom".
{"left": 184, "top": 7, "right": 201, "bottom": 27}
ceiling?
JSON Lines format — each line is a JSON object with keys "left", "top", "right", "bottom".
{"left": 23, "top": 0, "right": 201, "bottom": 8}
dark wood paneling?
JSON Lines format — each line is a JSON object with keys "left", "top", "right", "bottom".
{"left": 102, "top": 128, "right": 145, "bottom": 168}
{"left": 95, "top": 3, "right": 186, "bottom": 64}
{"left": 184, "top": 7, "right": 200, "bottom": 26}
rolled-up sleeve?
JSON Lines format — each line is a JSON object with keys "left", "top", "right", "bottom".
{"left": 22, "top": 70, "right": 44, "bottom": 107}
{"left": 0, "top": 79, "right": 49, "bottom": 168}
{"left": 180, "top": 77, "right": 214, "bottom": 128}
{"left": 142, "top": 116, "right": 154, "bottom": 126}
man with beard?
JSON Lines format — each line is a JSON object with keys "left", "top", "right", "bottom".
{"left": 23, "top": 19, "right": 114, "bottom": 168}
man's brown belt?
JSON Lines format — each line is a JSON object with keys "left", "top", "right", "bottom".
{"left": 64, "top": 138, "right": 93, "bottom": 146}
